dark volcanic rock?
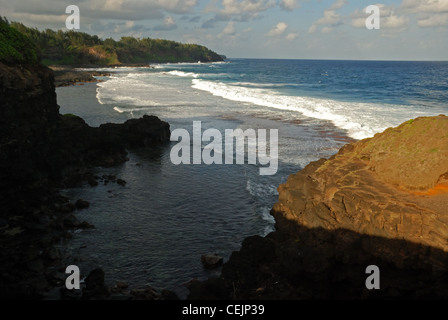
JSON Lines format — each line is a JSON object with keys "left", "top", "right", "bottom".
{"left": 75, "top": 199, "right": 90, "bottom": 210}
{"left": 0, "top": 60, "right": 170, "bottom": 299}
{"left": 99, "top": 115, "right": 171, "bottom": 148}
{"left": 50, "top": 66, "right": 111, "bottom": 87}
{"left": 201, "top": 254, "right": 223, "bottom": 269}
{"left": 83, "top": 268, "right": 111, "bottom": 299}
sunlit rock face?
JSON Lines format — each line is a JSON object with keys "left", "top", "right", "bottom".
{"left": 273, "top": 115, "right": 448, "bottom": 266}
{"left": 188, "top": 115, "right": 448, "bottom": 299}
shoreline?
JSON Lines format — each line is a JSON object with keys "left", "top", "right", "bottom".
{"left": 50, "top": 63, "right": 153, "bottom": 87}
{"left": 3, "top": 58, "right": 447, "bottom": 300}
{"left": 0, "top": 61, "right": 175, "bottom": 300}
{"left": 50, "top": 65, "right": 112, "bottom": 87}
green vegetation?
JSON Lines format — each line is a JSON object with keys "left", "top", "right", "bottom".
{"left": 0, "top": 17, "right": 39, "bottom": 64}
{"left": 3, "top": 18, "right": 223, "bottom": 66}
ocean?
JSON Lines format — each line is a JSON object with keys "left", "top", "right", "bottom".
{"left": 55, "top": 58, "right": 448, "bottom": 298}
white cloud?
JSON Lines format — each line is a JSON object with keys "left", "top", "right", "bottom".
{"left": 309, "top": 10, "right": 343, "bottom": 33}
{"left": 329, "top": 0, "right": 347, "bottom": 11}
{"left": 308, "top": 0, "right": 347, "bottom": 33}
{"left": 401, "top": 0, "right": 448, "bottom": 27}
{"left": 200, "top": 0, "right": 276, "bottom": 27}
{"left": 266, "top": 21, "right": 288, "bottom": 36}
{"left": 308, "top": 24, "right": 317, "bottom": 33}
{"left": 279, "top": 0, "right": 298, "bottom": 11}
{"left": 220, "top": 0, "right": 276, "bottom": 16}
{"left": 153, "top": 15, "right": 177, "bottom": 30}
{"left": 3, "top": 0, "right": 198, "bottom": 25}
{"left": 401, "top": 0, "right": 448, "bottom": 13}
{"left": 382, "top": 13, "right": 409, "bottom": 29}
{"left": 285, "top": 32, "right": 299, "bottom": 40}
{"left": 279, "top": 0, "right": 311, "bottom": 11}
{"left": 222, "top": 21, "right": 236, "bottom": 35}
{"left": 418, "top": 12, "right": 448, "bottom": 27}
{"left": 351, "top": 4, "right": 409, "bottom": 30}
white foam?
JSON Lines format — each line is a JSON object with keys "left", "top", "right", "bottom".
{"left": 191, "top": 79, "right": 419, "bottom": 140}
{"left": 260, "top": 206, "right": 275, "bottom": 223}
{"left": 246, "top": 179, "right": 278, "bottom": 198}
{"left": 113, "top": 106, "right": 153, "bottom": 113}
{"left": 165, "top": 70, "right": 199, "bottom": 78}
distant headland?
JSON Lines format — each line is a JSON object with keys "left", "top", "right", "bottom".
{"left": 1, "top": 17, "right": 223, "bottom": 67}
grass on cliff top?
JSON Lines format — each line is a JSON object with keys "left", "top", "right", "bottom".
{"left": 0, "top": 17, "right": 39, "bottom": 64}
{"left": 317, "top": 115, "right": 448, "bottom": 191}
{"left": 316, "top": 115, "right": 448, "bottom": 170}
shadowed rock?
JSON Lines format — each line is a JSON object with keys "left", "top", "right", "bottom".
{"left": 0, "top": 60, "right": 170, "bottom": 299}
{"left": 201, "top": 254, "right": 224, "bottom": 269}
{"left": 188, "top": 116, "right": 448, "bottom": 300}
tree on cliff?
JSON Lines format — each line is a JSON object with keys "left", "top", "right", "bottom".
{"left": 3, "top": 18, "right": 223, "bottom": 66}
{"left": 0, "top": 17, "right": 39, "bottom": 64}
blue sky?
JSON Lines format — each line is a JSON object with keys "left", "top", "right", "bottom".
{"left": 1, "top": 0, "right": 447, "bottom": 60}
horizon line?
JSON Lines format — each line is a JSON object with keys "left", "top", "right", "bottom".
{"left": 226, "top": 57, "right": 448, "bottom": 63}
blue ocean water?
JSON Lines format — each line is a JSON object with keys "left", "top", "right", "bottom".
{"left": 56, "top": 59, "right": 448, "bottom": 298}
{"left": 90, "top": 59, "right": 448, "bottom": 140}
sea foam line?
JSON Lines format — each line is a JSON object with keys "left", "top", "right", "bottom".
{"left": 191, "top": 79, "right": 419, "bottom": 140}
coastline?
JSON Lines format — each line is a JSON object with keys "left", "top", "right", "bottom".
{"left": 55, "top": 64, "right": 448, "bottom": 300}
{"left": 50, "top": 63, "right": 153, "bottom": 87}
{"left": 2, "top": 58, "right": 447, "bottom": 300}
{"left": 0, "top": 61, "right": 174, "bottom": 299}
{"left": 188, "top": 115, "right": 448, "bottom": 299}
{"left": 50, "top": 65, "right": 111, "bottom": 87}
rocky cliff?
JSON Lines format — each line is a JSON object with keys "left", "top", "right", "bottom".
{"left": 0, "top": 60, "right": 170, "bottom": 298}
{"left": 188, "top": 115, "right": 448, "bottom": 299}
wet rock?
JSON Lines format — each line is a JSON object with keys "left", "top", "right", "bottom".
{"left": 63, "top": 214, "right": 80, "bottom": 228}
{"left": 201, "top": 254, "right": 223, "bottom": 269}
{"left": 75, "top": 199, "right": 90, "bottom": 210}
{"left": 83, "top": 268, "right": 110, "bottom": 300}
{"left": 117, "top": 179, "right": 126, "bottom": 186}
{"left": 111, "top": 281, "right": 129, "bottom": 294}
{"left": 130, "top": 287, "right": 158, "bottom": 300}
{"left": 159, "top": 289, "right": 180, "bottom": 300}
{"left": 59, "top": 202, "right": 77, "bottom": 214}
{"left": 87, "top": 176, "right": 99, "bottom": 187}
{"left": 78, "top": 221, "right": 95, "bottom": 229}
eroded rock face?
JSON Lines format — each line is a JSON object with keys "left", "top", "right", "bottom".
{"left": 188, "top": 116, "right": 448, "bottom": 300}
{"left": 273, "top": 115, "right": 448, "bottom": 269}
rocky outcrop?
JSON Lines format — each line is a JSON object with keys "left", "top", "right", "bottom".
{"left": 188, "top": 115, "right": 448, "bottom": 299}
{"left": 273, "top": 115, "right": 448, "bottom": 268}
{"left": 201, "top": 254, "right": 224, "bottom": 269}
{"left": 50, "top": 66, "right": 111, "bottom": 87}
{"left": 0, "top": 60, "right": 170, "bottom": 299}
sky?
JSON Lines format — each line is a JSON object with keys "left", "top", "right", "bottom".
{"left": 1, "top": 0, "right": 447, "bottom": 60}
